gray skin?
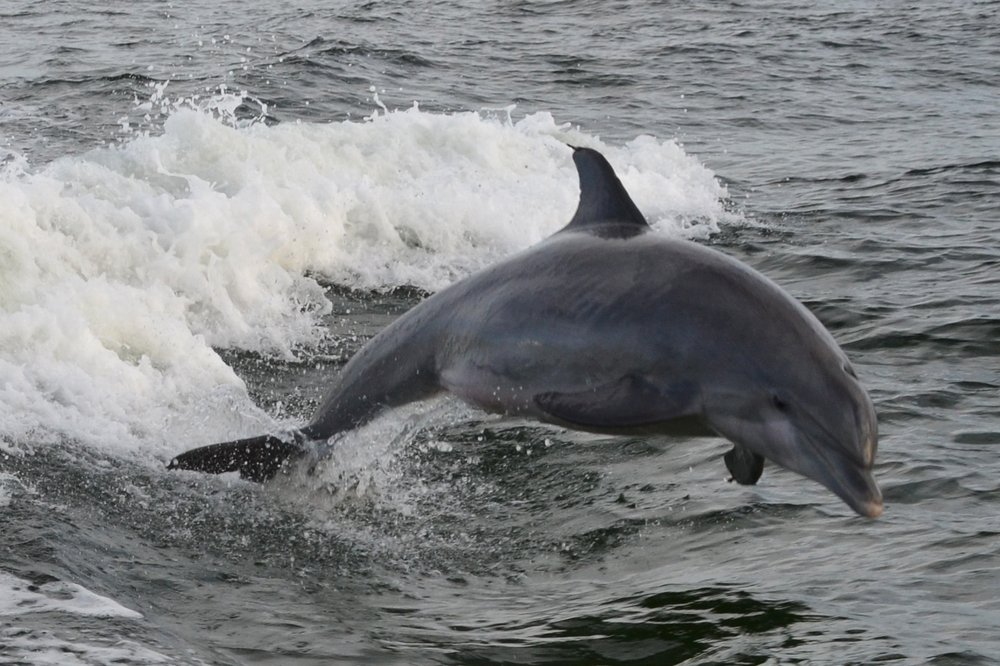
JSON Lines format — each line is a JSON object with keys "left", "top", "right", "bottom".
{"left": 169, "top": 147, "right": 882, "bottom": 518}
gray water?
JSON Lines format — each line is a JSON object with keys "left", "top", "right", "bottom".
{"left": 2, "top": 1, "right": 999, "bottom": 664}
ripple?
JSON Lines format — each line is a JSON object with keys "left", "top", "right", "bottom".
{"left": 432, "top": 586, "right": 818, "bottom": 666}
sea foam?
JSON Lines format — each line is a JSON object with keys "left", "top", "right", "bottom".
{"left": 0, "top": 571, "right": 143, "bottom": 619}
{"left": 0, "top": 571, "right": 173, "bottom": 665}
{"left": 0, "top": 101, "right": 730, "bottom": 461}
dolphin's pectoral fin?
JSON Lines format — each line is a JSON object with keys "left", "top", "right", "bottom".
{"left": 167, "top": 432, "right": 309, "bottom": 482}
{"left": 724, "top": 444, "right": 765, "bottom": 485}
{"left": 534, "top": 375, "right": 697, "bottom": 429}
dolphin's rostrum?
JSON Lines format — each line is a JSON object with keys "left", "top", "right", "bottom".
{"left": 169, "top": 147, "right": 882, "bottom": 518}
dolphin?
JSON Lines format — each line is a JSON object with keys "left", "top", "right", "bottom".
{"left": 169, "top": 147, "right": 882, "bottom": 518}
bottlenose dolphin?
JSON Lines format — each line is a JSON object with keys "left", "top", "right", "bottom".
{"left": 169, "top": 147, "right": 882, "bottom": 518}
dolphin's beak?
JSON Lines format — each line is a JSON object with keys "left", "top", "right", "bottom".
{"left": 862, "top": 495, "right": 884, "bottom": 518}
{"left": 791, "top": 435, "right": 883, "bottom": 518}
{"left": 817, "top": 450, "right": 883, "bottom": 518}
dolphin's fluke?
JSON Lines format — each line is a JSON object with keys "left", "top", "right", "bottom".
{"left": 167, "top": 432, "right": 308, "bottom": 482}
{"left": 563, "top": 147, "right": 649, "bottom": 233}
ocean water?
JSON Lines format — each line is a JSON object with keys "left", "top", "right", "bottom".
{"left": 1, "top": 1, "right": 998, "bottom": 664}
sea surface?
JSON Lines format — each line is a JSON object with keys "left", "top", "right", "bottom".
{"left": 1, "top": 1, "right": 999, "bottom": 664}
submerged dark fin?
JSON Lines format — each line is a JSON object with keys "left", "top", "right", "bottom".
{"left": 724, "top": 444, "right": 765, "bottom": 485}
{"left": 535, "top": 375, "right": 697, "bottom": 429}
{"left": 167, "top": 431, "right": 309, "bottom": 482}
{"left": 561, "top": 147, "right": 649, "bottom": 235}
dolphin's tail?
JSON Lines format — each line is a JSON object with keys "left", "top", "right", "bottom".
{"left": 167, "top": 431, "right": 310, "bottom": 482}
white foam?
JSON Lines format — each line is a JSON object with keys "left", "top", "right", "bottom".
{"left": 0, "top": 100, "right": 731, "bottom": 460}
{"left": 0, "top": 471, "right": 14, "bottom": 507}
{"left": 0, "top": 634, "right": 175, "bottom": 666}
{"left": 285, "top": 397, "right": 475, "bottom": 511}
{"left": 0, "top": 571, "right": 143, "bottom": 619}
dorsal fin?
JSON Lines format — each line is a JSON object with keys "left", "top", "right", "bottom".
{"left": 562, "top": 147, "right": 649, "bottom": 234}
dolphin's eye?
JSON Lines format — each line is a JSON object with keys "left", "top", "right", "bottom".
{"left": 771, "top": 393, "right": 790, "bottom": 411}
